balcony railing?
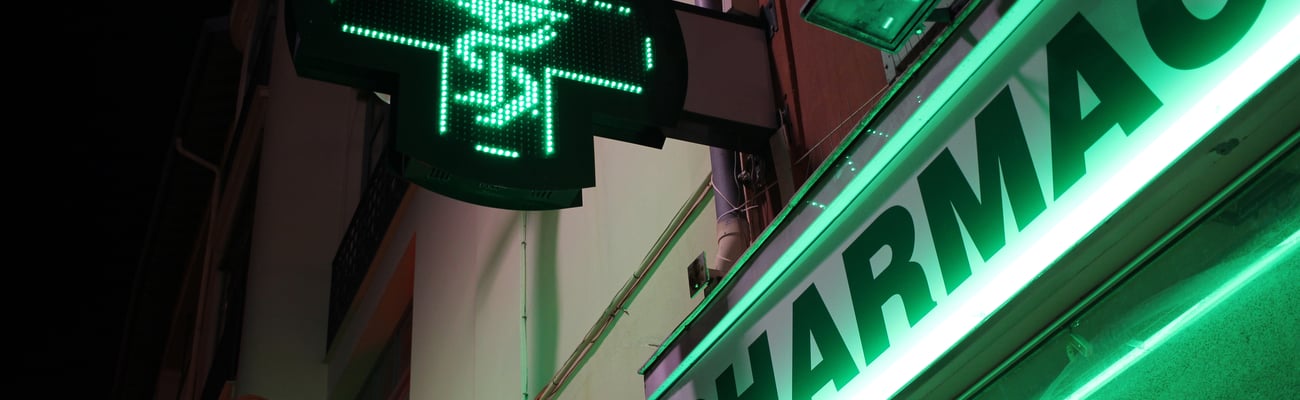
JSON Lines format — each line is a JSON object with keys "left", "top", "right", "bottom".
{"left": 328, "top": 157, "right": 409, "bottom": 346}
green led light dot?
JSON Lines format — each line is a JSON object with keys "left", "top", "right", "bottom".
{"left": 645, "top": 37, "right": 654, "bottom": 70}
{"left": 475, "top": 143, "right": 521, "bottom": 158}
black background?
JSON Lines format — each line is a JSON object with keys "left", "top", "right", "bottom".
{"left": 18, "top": 0, "right": 231, "bottom": 396}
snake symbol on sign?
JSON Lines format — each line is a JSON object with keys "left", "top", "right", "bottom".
{"left": 337, "top": 0, "right": 654, "bottom": 159}
{"left": 451, "top": 0, "right": 569, "bottom": 128}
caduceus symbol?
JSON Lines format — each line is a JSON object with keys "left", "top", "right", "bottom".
{"left": 307, "top": 0, "right": 675, "bottom": 206}
{"left": 451, "top": 0, "right": 570, "bottom": 128}
{"left": 335, "top": 0, "right": 653, "bottom": 159}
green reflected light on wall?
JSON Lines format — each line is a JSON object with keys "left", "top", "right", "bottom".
{"left": 1066, "top": 228, "right": 1300, "bottom": 400}
{"left": 800, "top": 0, "right": 940, "bottom": 53}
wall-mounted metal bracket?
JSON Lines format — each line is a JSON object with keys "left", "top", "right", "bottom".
{"left": 762, "top": 2, "right": 779, "bottom": 39}
{"left": 660, "top": 3, "right": 782, "bottom": 155}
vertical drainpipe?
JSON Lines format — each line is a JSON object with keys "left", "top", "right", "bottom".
{"left": 710, "top": 147, "right": 750, "bottom": 283}
{"left": 521, "top": 212, "right": 529, "bottom": 400}
{"left": 699, "top": 0, "right": 751, "bottom": 284}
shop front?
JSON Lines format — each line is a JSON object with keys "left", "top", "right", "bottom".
{"left": 641, "top": 0, "right": 1299, "bottom": 398}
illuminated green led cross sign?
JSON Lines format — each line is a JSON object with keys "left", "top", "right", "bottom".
{"left": 287, "top": 0, "right": 687, "bottom": 209}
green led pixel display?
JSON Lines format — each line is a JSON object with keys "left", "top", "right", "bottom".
{"left": 335, "top": 0, "right": 655, "bottom": 159}
{"left": 286, "top": 0, "right": 687, "bottom": 209}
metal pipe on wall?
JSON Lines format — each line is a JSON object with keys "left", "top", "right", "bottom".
{"left": 520, "top": 212, "right": 529, "bottom": 400}
{"left": 535, "top": 175, "right": 714, "bottom": 399}
{"left": 695, "top": 0, "right": 751, "bottom": 282}
{"left": 710, "top": 147, "right": 750, "bottom": 280}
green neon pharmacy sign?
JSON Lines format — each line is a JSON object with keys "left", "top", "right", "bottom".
{"left": 654, "top": 0, "right": 1299, "bottom": 398}
{"left": 287, "top": 0, "right": 687, "bottom": 209}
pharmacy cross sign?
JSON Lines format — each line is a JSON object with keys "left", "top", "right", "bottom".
{"left": 287, "top": 0, "right": 687, "bottom": 209}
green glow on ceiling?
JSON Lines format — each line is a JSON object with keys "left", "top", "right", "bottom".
{"left": 1065, "top": 228, "right": 1300, "bottom": 400}
{"left": 337, "top": 0, "right": 653, "bottom": 160}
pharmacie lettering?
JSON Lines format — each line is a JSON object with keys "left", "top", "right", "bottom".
{"left": 714, "top": 1, "right": 1261, "bottom": 398}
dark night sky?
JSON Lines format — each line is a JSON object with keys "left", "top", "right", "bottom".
{"left": 19, "top": 0, "right": 231, "bottom": 396}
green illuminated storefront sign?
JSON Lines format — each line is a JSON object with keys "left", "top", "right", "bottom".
{"left": 287, "top": 0, "right": 687, "bottom": 209}
{"left": 654, "top": 0, "right": 1298, "bottom": 398}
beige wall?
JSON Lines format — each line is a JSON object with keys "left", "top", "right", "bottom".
{"left": 553, "top": 188, "right": 718, "bottom": 400}
{"left": 407, "top": 137, "right": 716, "bottom": 399}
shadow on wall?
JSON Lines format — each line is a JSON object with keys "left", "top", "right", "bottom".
{"left": 467, "top": 211, "right": 561, "bottom": 395}
{"left": 473, "top": 214, "right": 520, "bottom": 312}
{"left": 531, "top": 211, "right": 560, "bottom": 395}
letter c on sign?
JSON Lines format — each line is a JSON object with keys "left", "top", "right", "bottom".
{"left": 1138, "top": 0, "right": 1265, "bottom": 69}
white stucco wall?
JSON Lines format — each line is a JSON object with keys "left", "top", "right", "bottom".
{"left": 409, "top": 137, "right": 716, "bottom": 399}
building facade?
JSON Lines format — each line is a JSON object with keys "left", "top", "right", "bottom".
{"left": 120, "top": 0, "right": 1298, "bottom": 399}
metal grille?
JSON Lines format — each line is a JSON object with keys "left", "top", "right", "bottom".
{"left": 328, "top": 155, "right": 410, "bottom": 346}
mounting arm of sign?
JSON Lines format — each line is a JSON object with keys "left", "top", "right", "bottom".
{"left": 658, "top": 3, "right": 780, "bottom": 156}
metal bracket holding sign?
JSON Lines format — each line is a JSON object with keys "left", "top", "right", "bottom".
{"left": 762, "top": 2, "right": 779, "bottom": 39}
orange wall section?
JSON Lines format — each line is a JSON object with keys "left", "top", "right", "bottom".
{"left": 763, "top": 0, "right": 890, "bottom": 186}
